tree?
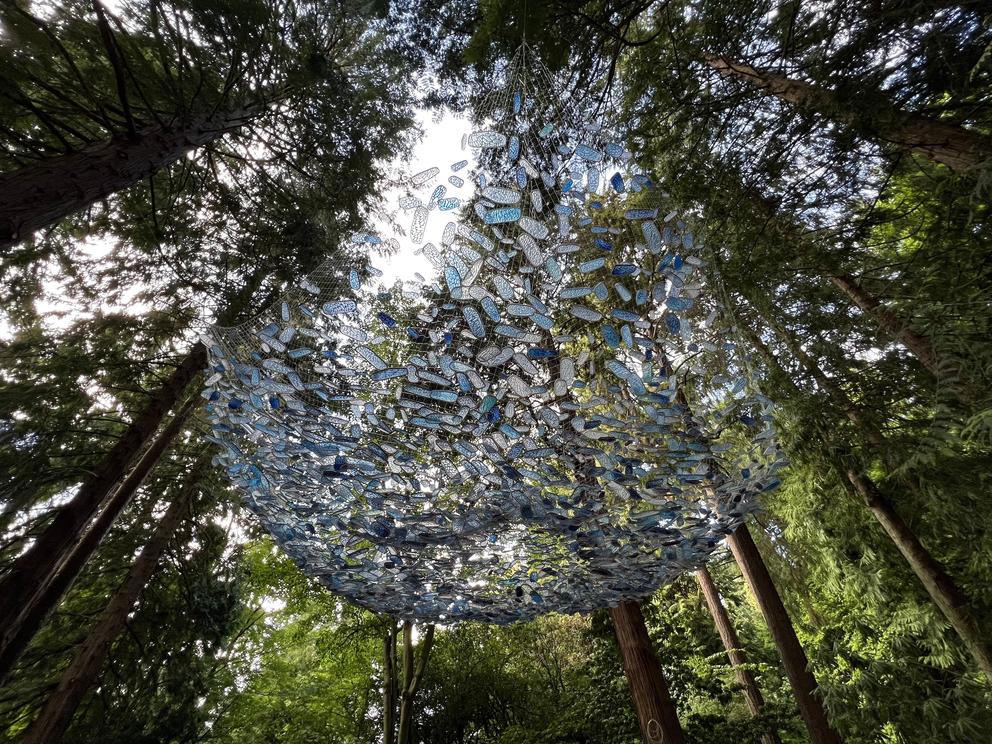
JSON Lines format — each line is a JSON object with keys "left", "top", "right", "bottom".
{"left": 696, "top": 566, "right": 781, "bottom": 744}
{"left": 19, "top": 453, "right": 210, "bottom": 743}
{"left": 609, "top": 600, "right": 686, "bottom": 744}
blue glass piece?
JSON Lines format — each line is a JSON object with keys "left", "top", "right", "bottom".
{"left": 507, "top": 303, "right": 533, "bottom": 317}
{"left": 495, "top": 324, "right": 525, "bottom": 339}
{"left": 562, "top": 179, "right": 573, "bottom": 193}
{"left": 587, "top": 166, "right": 600, "bottom": 192}
{"left": 513, "top": 91, "right": 522, "bottom": 113}
{"left": 621, "top": 324, "right": 634, "bottom": 348}
{"left": 509, "top": 136, "right": 520, "bottom": 160}
{"left": 665, "top": 314, "right": 681, "bottom": 334}
{"left": 570, "top": 305, "right": 601, "bottom": 322}
{"left": 624, "top": 208, "right": 657, "bottom": 220}
{"left": 463, "top": 306, "right": 486, "bottom": 339}
{"left": 636, "top": 289, "right": 648, "bottom": 305}
{"left": 445, "top": 266, "right": 461, "bottom": 295}
{"left": 412, "top": 167, "right": 439, "bottom": 185}
{"left": 561, "top": 286, "right": 591, "bottom": 299}
{"left": 612, "top": 264, "right": 637, "bottom": 276}
{"left": 595, "top": 238, "right": 613, "bottom": 251}
{"left": 674, "top": 255, "right": 684, "bottom": 270}
{"left": 593, "top": 282, "right": 608, "bottom": 301}
{"left": 438, "top": 197, "right": 460, "bottom": 211}
{"left": 527, "top": 348, "right": 557, "bottom": 359}
{"left": 532, "top": 313, "right": 553, "bottom": 330}
{"left": 575, "top": 144, "right": 603, "bottom": 162}
{"left": 484, "top": 207, "right": 522, "bottom": 224}
{"left": 517, "top": 167, "right": 527, "bottom": 188}
{"left": 612, "top": 309, "right": 640, "bottom": 322}
{"left": 451, "top": 159, "right": 468, "bottom": 172}
{"left": 378, "top": 311, "right": 397, "bottom": 328}
{"left": 579, "top": 257, "right": 605, "bottom": 273}
{"left": 371, "top": 368, "right": 407, "bottom": 381}
{"left": 322, "top": 300, "right": 357, "bottom": 315}
{"left": 349, "top": 270, "right": 361, "bottom": 290}
{"left": 614, "top": 283, "right": 632, "bottom": 302}
{"left": 538, "top": 123, "right": 554, "bottom": 138}
{"left": 601, "top": 324, "right": 620, "bottom": 348}
{"left": 500, "top": 423, "right": 521, "bottom": 439}
{"left": 666, "top": 297, "right": 694, "bottom": 311}
{"left": 480, "top": 296, "right": 501, "bottom": 321}
{"left": 610, "top": 172, "right": 625, "bottom": 193}
{"left": 468, "top": 131, "right": 507, "bottom": 148}
{"left": 605, "top": 142, "right": 624, "bottom": 157}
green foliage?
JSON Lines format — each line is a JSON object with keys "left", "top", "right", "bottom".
{"left": 3, "top": 1, "right": 992, "bottom": 743}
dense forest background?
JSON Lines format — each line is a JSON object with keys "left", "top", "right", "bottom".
{"left": 1, "top": 0, "right": 990, "bottom": 742}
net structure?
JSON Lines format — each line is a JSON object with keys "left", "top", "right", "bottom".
{"left": 203, "top": 46, "right": 786, "bottom": 623}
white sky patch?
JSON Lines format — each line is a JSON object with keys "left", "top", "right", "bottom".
{"left": 370, "top": 108, "right": 477, "bottom": 289}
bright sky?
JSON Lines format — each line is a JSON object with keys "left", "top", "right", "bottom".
{"left": 372, "top": 109, "right": 477, "bottom": 289}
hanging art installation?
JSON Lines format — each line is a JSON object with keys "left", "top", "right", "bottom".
{"left": 202, "top": 46, "right": 786, "bottom": 623}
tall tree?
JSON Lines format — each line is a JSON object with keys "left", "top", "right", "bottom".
{"left": 381, "top": 618, "right": 436, "bottom": 744}
{"left": 0, "top": 393, "right": 198, "bottom": 683}
{"left": 608, "top": 600, "right": 686, "bottom": 744}
{"left": 19, "top": 453, "right": 209, "bottom": 743}
{"left": 696, "top": 566, "right": 781, "bottom": 744}
{"left": 0, "top": 0, "right": 408, "bottom": 252}
{"left": 728, "top": 524, "right": 844, "bottom": 744}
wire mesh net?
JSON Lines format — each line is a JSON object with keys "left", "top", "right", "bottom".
{"left": 203, "top": 44, "right": 786, "bottom": 623}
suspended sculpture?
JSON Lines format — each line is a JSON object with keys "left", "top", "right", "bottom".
{"left": 203, "top": 47, "right": 785, "bottom": 623}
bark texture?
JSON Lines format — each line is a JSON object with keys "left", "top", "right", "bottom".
{"left": 608, "top": 600, "right": 685, "bottom": 744}
{"left": 705, "top": 56, "right": 992, "bottom": 172}
{"left": 0, "top": 112, "right": 255, "bottom": 251}
{"left": 20, "top": 457, "right": 205, "bottom": 744}
{"left": 847, "top": 471, "right": 992, "bottom": 681}
{"left": 0, "top": 347, "right": 204, "bottom": 682}
{"left": 727, "top": 524, "right": 843, "bottom": 744}
{"left": 696, "top": 567, "right": 781, "bottom": 744}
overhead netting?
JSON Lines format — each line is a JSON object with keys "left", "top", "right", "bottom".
{"left": 203, "top": 45, "right": 786, "bottom": 623}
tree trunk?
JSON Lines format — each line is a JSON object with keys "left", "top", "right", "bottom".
{"left": 739, "top": 304, "right": 992, "bottom": 679}
{"left": 731, "top": 187, "right": 966, "bottom": 396}
{"left": 696, "top": 567, "right": 781, "bottom": 744}
{"left": 727, "top": 524, "right": 843, "bottom": 744}
{"left": 846, "top": 471, "right": 992, "bottom": 681}
{"left": 608, "top": 600, "right": 685, "bottom": 744}
{"left": 383, "top": 621, "right": 398, "bottom": 744}
{"left": 20, "top": 456, "right": 206, "bottom": 744}
{"left": 0, "top": 362, "right": 201, "bottom": 684}
{"left": 0, "top": 111, "right": 260, "bottom": 251}
{"left": 827, "top": 274, "right": 952, "bottom": 382}
{"left": 704, "top": 56, "right": 992, "bottom": 172}
{"left": 398, "top": 622, "right": 435, "bottom": 744}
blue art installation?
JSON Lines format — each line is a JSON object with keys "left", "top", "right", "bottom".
{"left": 202, "top": 46, "right": 786, "bottom": 623}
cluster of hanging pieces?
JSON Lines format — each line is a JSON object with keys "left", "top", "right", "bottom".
{"left": 203, "top": 48, "right": 786, "bottom": 623}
